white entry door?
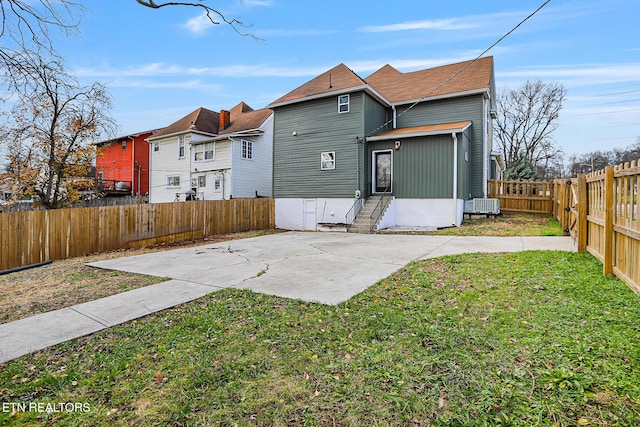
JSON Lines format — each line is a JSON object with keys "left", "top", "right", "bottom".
{"left": 303, "top": 199, "right": 316, "bottom": 230}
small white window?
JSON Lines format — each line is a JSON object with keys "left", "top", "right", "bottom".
{"left": 241, "top": 140, "right": 253, "bottom": 160}
{"left": 321, "top": 152, "right": 335, "bottom": 170}
{"left": 338, "top": 94, "right": 350, "bottom": 113}
{"left": 197, "top": 175, "right": 206, "bottom": 188}
{"left": 153, "top": 142, "right": 159, "bottom": 152}
{"left": 121, "top": 140, "right": 127, "bottom": 150}
{"left": 166, "top": 176, "right": 181, "bottom": 187}
{"left": 194, "top": 142, "right": 214, "bottom": 161}
{"left": 178, "top": 136, "right": 185, "bottom": 158}
{"left": 213, "top": 175, "right": 222, "bottom": 192}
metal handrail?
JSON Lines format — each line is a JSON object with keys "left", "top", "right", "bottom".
{"left": 369, "top": 185, "right": 392, "bottom": 231}
{"left": 345, "top": 197, "right": 364, "bottom": 229}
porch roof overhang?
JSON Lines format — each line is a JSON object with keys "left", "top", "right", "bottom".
{"left": 366, "top": 120, "right": 472, "bottom": 142}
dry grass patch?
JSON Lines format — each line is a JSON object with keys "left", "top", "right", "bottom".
{"left": 0, "top": 230, "right": 281, "bottom": 324}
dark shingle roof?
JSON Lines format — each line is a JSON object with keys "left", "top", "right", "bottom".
{"left": 219, "top": 102, "right": 272, "bottom": 135}
{"left": 151, "top": 107, "right": 220, "bottom": 138}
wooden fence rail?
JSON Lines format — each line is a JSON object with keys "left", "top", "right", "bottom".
{"left": 0, "top": 198, "right": 274, "bottom": 272}
{"left": 488, "top": 161, "right": 640, "bottom": 295}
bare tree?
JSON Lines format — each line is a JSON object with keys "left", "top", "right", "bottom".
{"left": 494, "top": 80, "right": 567, "bottom": 178}
{"left": 1, "top": 49, "right": 116, "bottom": 208}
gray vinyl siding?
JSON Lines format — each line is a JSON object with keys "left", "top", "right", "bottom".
{"left": 273, "top": 92, "right": 365, "bottom": 198}
{"left": 368, "top": 132, "right": 468, "bottom": 199}
{"left": 395, "top": 95, "right": 485, "bottom": 198}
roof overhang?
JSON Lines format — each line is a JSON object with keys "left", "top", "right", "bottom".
{"left": 146, "top": 130, "right": 217, "bottom": 142}
{"left": 194, "top": 128, "right": 266, "bottom": 143}
{"left": 367, "top": 120, "right": 472, "bottom": 142}
{"left": 269, "top": 84, "right": 392, "bottom": 109}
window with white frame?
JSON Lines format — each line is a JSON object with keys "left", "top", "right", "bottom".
{"left": 197, "top": 175, "right": 206, "bottom": 188}
{"left": 178, "top": 136, "right": 185, "bottom": 158}
{"left": 338, "top": 94, "right": 350, "bottom": 113}
{"left": 121, "top": 140, "right": 127, "bottom": 150}
{"left": 213, "top": 175, "right": 222, "bottom": 192}
{"left": 194, "top": 142, "right": 214, "bottom": 161}
{"left": 153, "top": 142, "right": 159, "bottom": 152}
{"left": 321, "top": 151, "right": 335, "bottom": 170}
{"left": 241, "top": 140, "right": 253, "bottom": 160}
{"left": 166, "top": 176, "right": 181, "bottom": 187}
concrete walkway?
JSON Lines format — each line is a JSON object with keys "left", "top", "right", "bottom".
{"left": 0, "top": 232, "right": 575, "bottom": 363}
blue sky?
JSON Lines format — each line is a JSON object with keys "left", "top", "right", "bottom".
{"left": 51, "top": 0, "right": 640, "bottom": 158}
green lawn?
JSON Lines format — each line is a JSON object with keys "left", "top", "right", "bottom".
{"left": 1, "top": 250, "right": 639, "bottom": 426}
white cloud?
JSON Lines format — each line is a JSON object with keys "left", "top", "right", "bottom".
{"left": 182, "top": 12, "right": 214, "bottom": 36}
{"left": 359, "top": 18, "right": 476, "bottom": 33}
{"left": 497, "top": 63, "right": 640, "bottom": 88}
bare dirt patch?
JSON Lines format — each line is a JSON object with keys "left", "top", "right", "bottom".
{"left": 0, "top": 230, "right": 281, "bottom": 324}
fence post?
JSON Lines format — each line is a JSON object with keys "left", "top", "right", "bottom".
{"left": 577, "top": 173, "right": 587, "bottom": 252}
{"left": 603, "top": 166, "right": 614, "bottom": 275}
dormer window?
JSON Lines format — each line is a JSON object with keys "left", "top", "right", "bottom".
{"left": 338, "top": 94, "right": 350, "bottom": 114}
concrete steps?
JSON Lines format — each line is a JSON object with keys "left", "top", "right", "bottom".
{"left": 348, "top": 195, "right": 390, "bottom": 233}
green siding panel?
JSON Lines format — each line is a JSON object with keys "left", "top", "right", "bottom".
{"left": 396, "top": 95, "right": 486, "bottom": 198}
{"left": 368, "top": 134, "right": 467, "bottom": 199}
{"left": 273, "top": 92, "right": 365, "bottom": 198}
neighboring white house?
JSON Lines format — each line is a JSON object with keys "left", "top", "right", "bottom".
{"left": 147, "top": 102, "right": 273, "bottom": 203}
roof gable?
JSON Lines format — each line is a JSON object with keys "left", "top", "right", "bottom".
{"left": 220, "top": 102, "right": 272, "bottom": 135}
{"left": 365, "top": 57, "right": 493, "bottom": 104}
{"left": 151, "top": 107, "right": 220, "bottom": 139}
{"left": 269, "top": 63, "right": 366, "bottom": 106}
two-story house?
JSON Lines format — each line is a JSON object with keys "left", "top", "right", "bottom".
{"left": 95, "top": 130, "right": 157, "bottom": 196}
{"left": 147, "top": 102, "right": 273, "bottom": 203}
{"left": 269, "top": 57, "right": 497, "bottom": 231}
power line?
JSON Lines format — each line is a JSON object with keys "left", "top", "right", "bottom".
{"left": 366, "top": 0, "right": 552, "bottom": 137}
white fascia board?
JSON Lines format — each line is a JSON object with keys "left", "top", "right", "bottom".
{"left": 146, "top": 130, "right": 217, "bottom": 142}
{"left": 367, "top": 122, "right": 472, "bottom": 142}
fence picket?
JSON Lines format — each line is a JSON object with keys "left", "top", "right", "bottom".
{"left": 0, "top": 199, "right": 274, "bottom": 272}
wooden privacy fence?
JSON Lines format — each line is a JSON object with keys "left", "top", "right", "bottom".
{"left": 0, "top": 198, "right": 275, "bottom": 271}
{"left": 487, "top": 179, "right": 555, "bottom": 214}
{"left": 488, "top": 161, "right": 640, "bottom": 295}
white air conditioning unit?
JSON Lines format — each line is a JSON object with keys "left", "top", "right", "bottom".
{"left": 465, "top": 198, "right": 500, "bottom": 214}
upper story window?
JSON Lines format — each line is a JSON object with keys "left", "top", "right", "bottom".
{"left": 241, "top": 140, "right": 253, "bottom": 160}
{"left": 178, "top": 136, "right": 186, "bottom": 158}
{"left": 153, "top": 142, "right": 159, "bottom": 152}
{"left": 194, "top": 142, "right": 214, "bottom": 161}
{"left": 121, "top": 140, "right": 127, "bottom": 150}
{"left": 338, "top": 94, "right": 350, "bottom": 114}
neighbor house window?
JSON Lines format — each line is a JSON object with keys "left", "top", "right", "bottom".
{"left": 166, "top": 176, "right": 181, "bottom": 187}
{"left": 213, "top": 175, "right": 222, "bottom": 192}
{"left": 197, "top": 175, "right": 206, "bottom": 188}
{"left": 338, "top": 94, "right": 350, "bottom": 113}
{"left": 121, "top": 140, "right": 127, "bottom": 150}
{"left": 97, "top": 172, "right": 104, "bottom": 180}
{"left": 153, "top": 142, "right": 159, "bottom": 152}
{"left": 194, "top": 142, "right": 214, "bottom": 161}
{"left": 241, "top": 140, "right": 253, "bottom": 160}
{"left": 321, "top": 151, "right": 335, "bottom": 170}
{"left": 178, "top": 136, "right": 185, "bottom": 158}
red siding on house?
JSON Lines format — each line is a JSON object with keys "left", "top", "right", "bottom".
{"left": 96, "top": 131, "right": 155, "bottom": 195}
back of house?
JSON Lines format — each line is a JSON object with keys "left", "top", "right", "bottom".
{"left": 269, "top": 56, "right": 498, "bottom": 231}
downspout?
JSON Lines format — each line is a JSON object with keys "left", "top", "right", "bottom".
{"left": 483, "top": 96, "right": 489, "bottom": 197}
{"left": 129, "top": 136, "right": 136, "bottom": 195}
{"left": 391, "top": 105, "right": 397, "bottom": 129}
{"left": 452, "top": 132, "right": 459, "bottom": 226}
